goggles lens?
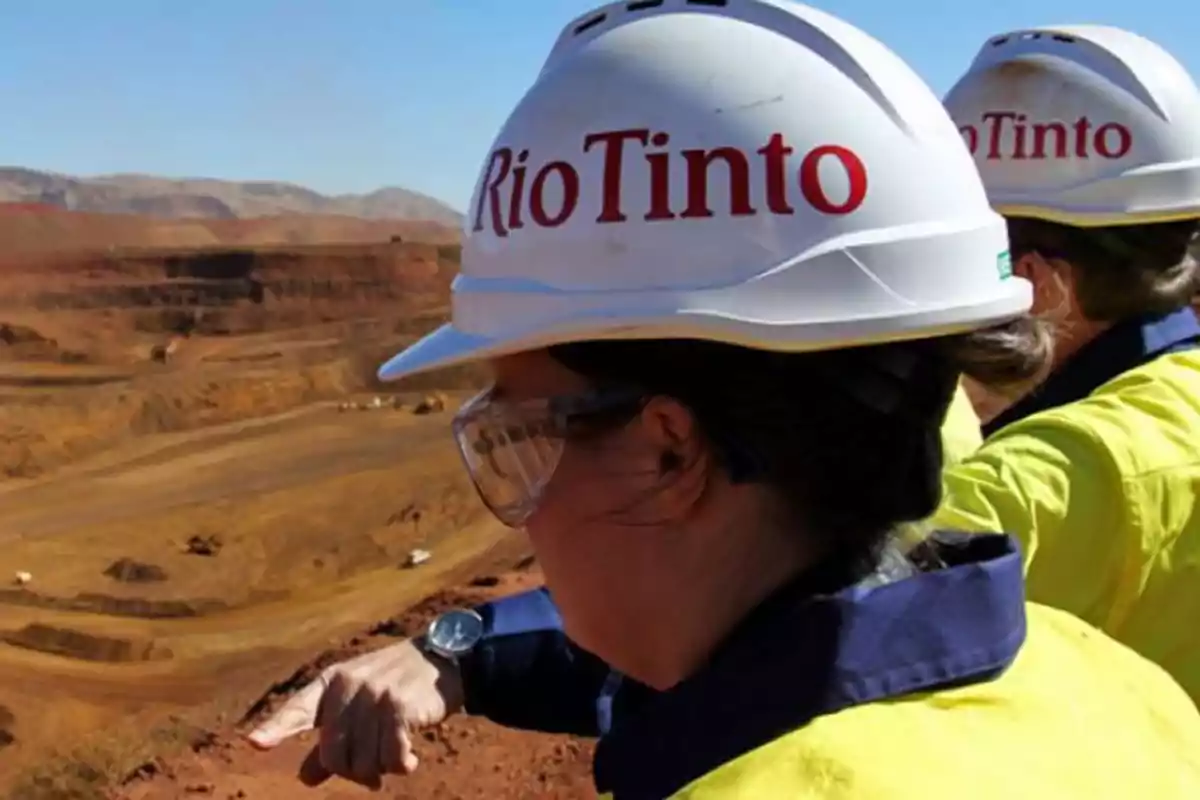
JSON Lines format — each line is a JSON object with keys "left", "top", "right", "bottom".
{"left": 451, "top": 388, "right": 642, "bottom": 527}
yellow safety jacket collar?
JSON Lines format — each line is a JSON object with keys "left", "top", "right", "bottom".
{"left": 984, "top": 306, "right": 1200, "bottom": 436}
{"left": 592, "top": 533, "right": 1026, "bottom": 799}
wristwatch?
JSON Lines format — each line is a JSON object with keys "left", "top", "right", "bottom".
{"left": 424, "top": 608, "right": 486, "bottom": 663}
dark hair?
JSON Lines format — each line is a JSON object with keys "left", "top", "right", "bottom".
{"left": 548, "top": 318, "right": 1048, "bottom": 564}
{"left": 1007, "top": 217, "right": 1200, "bottom": 321}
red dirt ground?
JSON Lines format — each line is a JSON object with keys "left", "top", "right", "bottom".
{"left": 110, "top": 559, "right": 598, "bottom": 800}
{"left": 0, "top": 204, "right": 541, "bottom": 798}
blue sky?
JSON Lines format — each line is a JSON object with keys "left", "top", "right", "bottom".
{"left": 1, "top": 1, "right": 1193, "bottom": 212}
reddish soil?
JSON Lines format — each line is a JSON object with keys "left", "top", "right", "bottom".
{"left": 0, "top": 207, "right": 589, "bottom": 797}
{"left": 110, "top": 561, "right": 597, "bottom": 800}
{"left": 0, "top": 236, "right": 483, "bottom": 479}
{"left": 0, "top": 203, "right": 522, "bottom": 799}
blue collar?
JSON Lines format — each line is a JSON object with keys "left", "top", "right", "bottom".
{"left": 984, "top": 306, "right": 1200, "bottom": 436}
{"left": 593, "top": 533, "right": 1027, "bottom": 799}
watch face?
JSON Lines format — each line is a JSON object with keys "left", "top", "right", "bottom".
{"left": 427, "top": 609, "right": 485, "bottom": 656}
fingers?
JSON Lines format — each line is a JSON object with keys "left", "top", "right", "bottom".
{"left": 246, "top": 674, "right": 327, "bottom": 749}
{"left": 379, "top": 690, "right": 419, "bottom": 775}
{"left": 399, "top": 730, "right": 420, "bottom": 775}
{"left": 317, "top": 671, "right": 355, "bottom": 780}
{"left": 315, "top": 672, "right": 406, "bottom": 789}
{"left": 298, "top": 744, "right": 332, "bottom": 788}
{"left": 293, "top": 705, "right": 398, "bottom": 790}
{"left": 246, "top": 639, "right": 443, "bottom": 788}
{"left": 347, "top": 684, "right": 384, "bottom": 790}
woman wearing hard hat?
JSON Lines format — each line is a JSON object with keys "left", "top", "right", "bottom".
{"left": 386, "top": 24, "right": 1200, "bottom": 737}
{"left": 249, "top": 3, "right": 1200, "bottom": 794}
{"left": 445, "top": 25, "right": 1200, "bottom": 729}
{"left": 935, "top": 24, "right": 1200, "bottom": 702}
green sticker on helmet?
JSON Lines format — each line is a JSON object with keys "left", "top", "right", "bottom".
{"left": 996, "top": 250, "right": 1013, "bottom": 279}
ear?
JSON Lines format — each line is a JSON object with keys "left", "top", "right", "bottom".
{"left": 1014, "top": 252, "right": 1073, "bottom": 314}
{"left": 1013, "top": 251, "right": 1047, "bottom": 280}
{"left": 638, "top": 396, "right": 700, "bottom": 465}
{"left": 637, "top": 396, "right": 710, "bottom": 515}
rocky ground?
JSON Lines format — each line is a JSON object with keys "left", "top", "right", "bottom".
{"left": 107, "top": 564, "right": 598, "bottom": 800}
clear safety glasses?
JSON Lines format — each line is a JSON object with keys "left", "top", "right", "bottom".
{"left": 451, "top": 388, "right": 644, "bottom": 528}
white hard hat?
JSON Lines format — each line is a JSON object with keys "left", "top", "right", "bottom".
{"left": 379, "top": 0, "right": 1030, "bottom": 382}
{"left": 944, "top": 25, "right": 1200, "bottom": 227}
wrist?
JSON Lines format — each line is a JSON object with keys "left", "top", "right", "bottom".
{"left": 422, "top": 608, "right": 488, "bottom": 712}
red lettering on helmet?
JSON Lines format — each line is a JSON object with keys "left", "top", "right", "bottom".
{"left": 680, "top": 146, "right": 755, "bottom": 218}
{"left": 798, "top": 145, "right": 868, "bottom": 215}
{"left": 528, "top": 161, "right": 579, "bottom": 227}
{"left": 1094, "top": 122, "right": 1132, "bottom": 159}
{"left": 980, "top": 111, "right": 1015, "bottom": 159}
{"left": 757, "top": 133, "right": 795, "bottom": 214}
{"left": 583, "top": 128, "right": 650, "bottom": 223}
{"left": 958, "top": 125, "right": 979, "bottom": 156}
{"left": 1031, "top": 122, "right": 1069, "bottom": 159}
{"left": 506, "top": 150, "right": 530, "bottom": 231}
{"left": 473, "top": 147, "right": 512, "bottom": 237}
{"left": 1072, "top": 117, "right": 1092, "bottom": 157}
{"left": 470, "top": 130, "right": 871, "bottom": 235}
{"left": 645, "top": 131, "right": 674, "bottom": 220}
{"left": 957, "top": 111, "right": 1132, "bottom": 161}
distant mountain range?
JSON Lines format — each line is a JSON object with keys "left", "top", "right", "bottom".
{"left": 0, "top": 167, "right": 463, "bottom": 226}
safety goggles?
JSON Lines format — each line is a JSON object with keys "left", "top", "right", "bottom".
{"left": 451, "top": 387, "right": 645, "bottom": 528}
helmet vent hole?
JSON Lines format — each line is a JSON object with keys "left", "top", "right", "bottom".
{"left": 687, "top": 0, "right": 729, "bottom": 6}
{"left": 573, "top": 12, "right": 607, "bottom": 35}
{"left": 627, "top": 0, "right": 664, "bottom": 10}
{"left": 989, "top": 31, "right": 1076, "bottom": 47}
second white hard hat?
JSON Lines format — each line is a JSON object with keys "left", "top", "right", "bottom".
{"left": 945, "top": 25, "right": 1200, "bottom": 227}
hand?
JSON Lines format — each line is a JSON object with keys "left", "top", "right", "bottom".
{"left": 246, "top": 638, "right": 465, "bottom": 790}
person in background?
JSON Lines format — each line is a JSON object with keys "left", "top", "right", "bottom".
{"left": 249, "top": 5, "right": 1200, "bottom": 795}
{"left": 934, "top": 24, "right": 1200, "bottom": 702}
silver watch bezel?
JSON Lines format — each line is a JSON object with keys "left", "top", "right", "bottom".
{"left": 425, "top": 608, "right": 485, "bottom": 660}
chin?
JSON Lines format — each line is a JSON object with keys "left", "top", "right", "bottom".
{"left": 567, "top": 617, "right": 659, "bottom": 688}
{"left": 555, "top": 588, "right": 643, "bottom": 674}
{"left": 528, "top": 518, "right": 629, "bottom": 664}
{"left": 564, "top": 614, "right": 626, "bottom": 672}
{"left": 542, "top": 569, "right": 616, "bottom": 658}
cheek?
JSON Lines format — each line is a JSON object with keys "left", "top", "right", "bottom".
{"left": 525, "top": 444, "right": 611, "bottom": 569}
{"left": 525, "top": 503, "right": 619, "bottom": 646}
{"left": 534, "top": 438, "right": 623, "bottom": 526}
{"left": 1023, "top": 269, "right": 1072, "bottom": 316}
{"left": 523, "top": 443, "right": 636, "bottom": 643}
{"left": 541, "top": 441, "right": 600, "bottom": 509}
{"left": 1030, "top": 285, "right": 1057, "bottom": 315}
{"left": 544, "top": 432, "right": 660, "bottom": 512}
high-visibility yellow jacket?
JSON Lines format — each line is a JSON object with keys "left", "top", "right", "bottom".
{"left": 934, "top": 306, "right": 1200, "bottom": 708}
{"left": 592, "top": 535, "right": 1200, "bottom": 799}
{"left": 940, "top": 382, "right": 983, "bottom": 466}
{"left": 937, "top": 349, "right": 1200, "bottom": 705}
